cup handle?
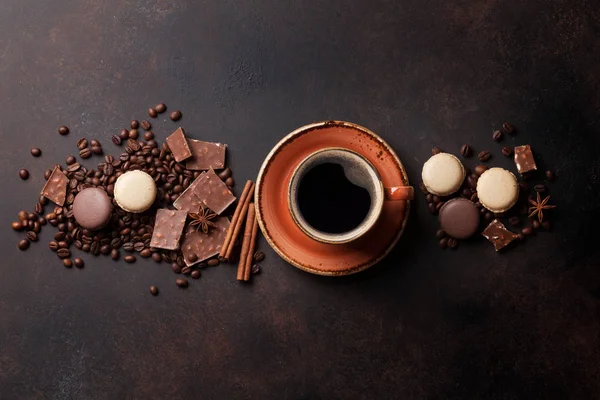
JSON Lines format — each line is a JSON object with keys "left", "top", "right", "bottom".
{"left": 384, "top": 186, "right": 414, "bottom": 201}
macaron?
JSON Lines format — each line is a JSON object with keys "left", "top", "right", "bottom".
{"left": 439, "top": 198, "right": 479, "bottom": 239}
{"left": 114, "top": 170, "right": 157, "bottom": 213}
{"left": 73, "top": 188, "right": 113, "bottom": 230}
{"left": 421, "top": 152, "right": 466, "bottom": 196}
{"left": 476, "top": 167, "right": 519, "bottom": 213}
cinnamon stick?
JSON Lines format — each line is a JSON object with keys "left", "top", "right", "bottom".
{"left": 237, "top": 203, "right": 256, "bottom": 281}
{"left": 243, "top": 207, "right": 259, "bottom": 281}
{"left": 220, "top": 180, "right": 254, "bottom": 259}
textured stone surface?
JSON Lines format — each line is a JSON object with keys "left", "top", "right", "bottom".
{"left": 0, "top": 0, "right": 599, "bottom": 399}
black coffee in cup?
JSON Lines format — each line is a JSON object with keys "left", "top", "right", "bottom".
{"left": 297, "top": 163, "right": 371, "bottom": 234}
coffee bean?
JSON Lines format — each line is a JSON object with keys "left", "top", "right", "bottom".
{"left": 62, "top": 258, "right": 73, "bottom": 268}
{"left": 253, "top": 251, "right": 265, "bottom": 262}
{"left": 217, "top": 167, "right": 232, "bottom": 181}
{"left": 130, "top": 120, "right": 140, "bottom": 129}
{"left": 225, "top": 177, "right": 234, "bottom": 187}
{"left": 58, "top": 126, "right": 69, "bottom": 135}
{"left": 133, "top": 242, "right": 145, "bottom": 252}
{"left": 438, "top": 237, "right": 448, "bottom": 249}
{"left": 57, "top": 248, "right": 70, "bottom": 259}
{"left": 143, "top": 131, "right": 154, "bottom": 141}
{"left": 28, "top": 212, "right": 37, "bottom": 220}
{"left": 148, "top": 108, "right": 158, "bottom": 118}
{"left": 186, "top": 253, "right": 198, "bottom": 263}
{"left": 91, "top": 145, "right": 103, "bottom": 155}
{"left": 435, "top": 201, "right": 445, "bottom": 212}
{"left": 124, "top": 255, "right": 136, "bottom": 263}
{"left": 171, "top": 263, "right": 182, "bottom": 274}
{"left": 67, "top": 163, "right": 81, "bottom": 173}
{"left": 127, "top": 129, "right": 138, "bottom": 140}
{"left": 175, "top": 278, "right": 189, "bottom": 288}
{"left": 460, "top": 144, "right": 472, "bottom": 157}
{"left": 502, "top": 122, "right": 515, "bottom": 134}
{"left": 188, "top": 270, "right": 200, "bottom": 279}
{"left": 127, "top": 139, "right": 141, "bottom": 151}
{"left": 435, "top": 229, "right": 446, "bottom": 239}
{"left": 542, "top": 221, "right": 552, "bottom": 231}
{"left": 90, "top": 242, "right": 100, "bottom": 256}
{"left": 431, "top": 146, "right": 441, "bottom": 155}
{"left": 141, "top": 120, "right": 151, "bottom": 130}
{"left": 477, "top": 151, "right": 491, "bottom": 162}
{"left": 251, "top": 264, "right": 261, "bottom": 275}
{"left": 112, "top": 135, "right": 122, "bottom": 145}
{"left": 19, "top": 169, "right": 29, "bottom": 180}
{"left": 425, "top": 194, "right": 433, "bottom": 203}
{"left": 151, "top": 252, "right": 162, "bottom": 263}
{"left": 140, "top": 248, "right": 152, "bottom": 258}
{"left": 38, "top": 217, "right": 47, "bottom": 225}
{"left": 534, "top": 184, "right": 546, "bottom": 193}
{"left": 11, "top": 220, "right": 25, "bottom": 231}
{"left": 111, "top": 249, "right": 120, "bottom": 260}
{"left": 428, "top": 203, "right": 437, "bottom": 215}
{"left": 207, "top": 258, "right": 220, "bottom": 267}
{"left": 155, "top": 103, "right": 166, "bottom": 113}
{"left": 501, "top": 146, "right": 513, "bottom": 157}
{"left": 432, "top": 195, "right": 441, "bottom": 204}
{"left": 18, "top": 239, "right": 30, "bottom": 250}
{"left": 546, "top": 170, "right": 555, "bottom": 182}
{"left": 48, "top": 241, "right": 58, "bottom": 251}
{"left": 419, "top": 182, "right": 429, "bottom": 195}
{"left": 149, "top": 286, "right": 159, "bottom": 296}
{"left": 447, "top": 238, "right": 458, "bottom": 249}
{"left": 182, "top": 267, "right": 192, "bottom": 275}
{"left": 100, "top": 244, "right": 111, "bottom": 255}
{"left": 169, "top": 110, "right": 182, "bottom": 121}
{"left": 81, "top": 243, "right": 90, "bottom": 252}
{"left": 31, "top": 147, "right": 41, "bottom": 157}
{"left": 509, "top": 216, "right": 521, "bottom": 227}
{"left": 79, "top": 148, "right": 92, "bottom": 159}
{"left": 122, "top": 242, "right": 134, "bottom": 252}
{"left": 532, "top": 220, "right": 540, "bottom": 230}
{"left": 44, "top": 169, "right": 52, "bottom": 180}
{"left": 18, "top": 210, "right": 28, "bottom": 221}
{"left": 74, "top": 258, "right": 84, "bottom": 268}
{"left": 521, "top": 226, "right": 533, "bottom": 236}
{"left": 461, "top": 188, "right": 471, "bottom": 197}
{"left": 26, "top": 231, "right": 38, "bottom": 242}
{"left": 492, "top": 130, "right": 503, "bottom": 141}
{"left": 517, "top": 233, "right": 525, "bottom": 241}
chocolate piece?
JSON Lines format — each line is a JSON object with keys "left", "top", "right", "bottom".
{"left": 438, "top": 198, "right": 479, "bottom": 239}
{"left": 72, "top": 188, "right": 113, "bottom": 230}
{"left": 181, "top": 217, "right": 230, "bottom": 266}
{"left": 174, "top": 169, "right": 236, "bottom": 215}
{"left": 41, "top": 166, "right": 68, "bottom": 206}
{"left": 482, "top": 219, "right": 519, "bottom": 251}
{"left": 514, "top": 145, "right": 537, "bottom": 174}
{"left": 165, "top": 127, "right": 192, "bottom": 162}
{"left": 186, "top": 139, "right": 226, "bottom": 170}
{"left": 150, "top": 209, "right": 188, "bottom": 250}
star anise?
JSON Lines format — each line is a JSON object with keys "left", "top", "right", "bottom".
{"left": 528, "top": 192, "right": 556, "bottom": 223}
{"left": 189, "top": 204, "right": 218, "bottom": 234}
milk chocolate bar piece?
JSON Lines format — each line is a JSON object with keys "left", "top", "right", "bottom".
{"left": 41, "top": 166, "right": 68, "bottom": 206}
{"left": 173, "top": 172, "right": 207, "bottom": 213}
{"left": 194, "top": 169, "right": 236, "bottom": 214}
{"left": 186, "top": 139, "right": 226, "bottom": 170}
{"left": 482, "top": 219, "right": 519, "bottom": 251}
{"left": 150, "top": 209, "right": 188, "bottom": 250}
{"left": 514, "top": 145, "right": 537, "bottom": 174}
{"left": 165, "top": 127, "right": 192, "bottom": 162}
{"left": 181, "top": 217, "right": 230, "bottom": 266}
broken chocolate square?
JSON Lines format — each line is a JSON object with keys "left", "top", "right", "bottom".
{"left": 186, "top": 139, "right": 226, "bottom": 170}
{"left": 181, "top": 217, "right": 230, "bottom": 266}
{"left": 514, "top": 145, "right": 537, "bottom": 174}
{"left": 41, "top": 166, "right": 69, "bottom": 206}
{"left": 482, "top": 219, "right": 519, "bottom": 251}
{"left": 173, "top": 169, "right": 236, "bottom": 215}
{"left": 165, "top": 127, "right": 192, "bottom": 162}
{"left": 150, "top": 209, "right": 188, "bottom": 250}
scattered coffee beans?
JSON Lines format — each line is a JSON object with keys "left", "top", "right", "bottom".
{"left": 253, "top": 251, "right": 265, "bottom": 262}
{"left": 521, "top": 226, "right": 533, "bottom": 236}
{"left": 18, "top": 239, "right": 30, "bottom": 250}
{"left": 175, "top": 278, "right": 189, "bottom": 288}
{"left": 492, "top": 130, "right": 502, "bottom": 141}
{"left": 501, "top": 146, "right": 513, "bottom": 157}
{"left": 148, "top": 108, "right": 158, "bottom": 118}
{"left": 447, "top": 238, "right": 458, "bottom": 249}
{"left": 251, "top": 264, "right": 261, "bottom": 274}
{"left": 431, "top": 146, "right": 441, "bottom": 155}
{"left": 79, "top": 148, "right": 92, "bottom": 159}
{"left": 154, "top": 103, "right": 167, "bottom": 113}
{"left": 77, "top": 138, "right": 88, "bottom": 149}
{"left": 12, "top": 221, "right": 23, "bottom": 231}
{"left": 207, "top": 258, "right": 220, "bottom": 267}
{"left": 58, "top": 126, "right": 69, "bottom": 135}
{"left": 31, "top": 148, "right": 41, "bottom": 157}
{"left": 141, "top": 120, "right": 151, "bottom": 130}
{"left": 546, "top": 170, "right": 555, "bottom": 181}
{"left": 65, "top": 155, "right": 76, "bottom": 165}
{"left": 149, "top": 286, "right": 159, "bottom": 296}
{"left": 19, "top": 169, "right": 29, "bottom": 180}
{"left": 502, "top": 122, "right": 515, "bottom": 134}
{"left": 74, "top": 258, "right": 84, "bottom": 268}
{"left": 460, "top": 144, "right": 472, "bottom": 157}
{"left": 130, "top": 120, "right": 140, "bottom": 129}
{"left": 477, "top": 151, "right": 491, "bottom": 162}
{"left": 191, "top": 270, "right": 201, "bottom": 279}
{"left": 509, "top": 216, "right": 521, "bottom": 227}
{"left": 124, "top": 255, "right": 136, "bottom": 263}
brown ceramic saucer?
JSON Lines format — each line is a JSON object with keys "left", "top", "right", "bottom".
{"left": 255, "top": 121, "right": 411, "bottom": 276}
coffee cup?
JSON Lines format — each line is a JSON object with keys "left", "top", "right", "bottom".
{"left": 288, "top": 147, "right": 413, "bottom": 244}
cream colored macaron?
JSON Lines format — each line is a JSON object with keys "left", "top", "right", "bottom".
{"left": 421, "top": 152, "right": 466, "bottom": 196}
{"left": 476, "top": 168, "right": 519, "bottom": 213}
{"left": 114, "top": 170, "right": 157, "bottom": 213}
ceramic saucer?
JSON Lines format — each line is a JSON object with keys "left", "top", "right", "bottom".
{"left": 255, "top": 121, "right": 411, "bottom": 276}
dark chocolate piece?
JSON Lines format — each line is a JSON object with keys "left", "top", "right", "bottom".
{"left": 181, "top": 217, "right": 230, "bottom": 266}
{"left": 186, "top": 139, "right": 226, "bottom": 170}
{"left": 72, "top": 188, "right": 113, "bottom": 230}
{"left": 438, "top": 198, "right": 479, "bottom": 239}
{"left": 40, "top": 166, "right": 68, "bottom": 206}
{"left": 482, "top": 219, "right": 519, "bottom": 251}
{"left": 514, "top": 145, "right": 537, "bottom": 174}
{"left": 150, "top": 209, "right": 188, "bottom": 250}
{"left": 165, "top": 127, "right": 192, "bottom": 162}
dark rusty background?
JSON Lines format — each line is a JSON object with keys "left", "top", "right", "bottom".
{"left": 1, "top": 1, "right": 599, "bottom": 399}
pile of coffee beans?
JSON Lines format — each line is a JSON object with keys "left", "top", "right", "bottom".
{"left": 12, "top": 103, "right": 240, "bottom": 295}
{"left": 422, "top": 122, "right": 556, "bottom": 250}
